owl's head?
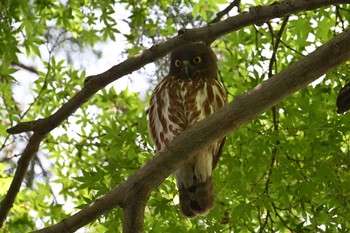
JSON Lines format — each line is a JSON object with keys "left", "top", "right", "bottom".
{"left": 169, "top": 43, "right": 218, "bottom": 79}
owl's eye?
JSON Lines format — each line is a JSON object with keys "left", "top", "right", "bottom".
{"left": 175, "top": 60, "right": 182, "bottom": 67}
{"left": 193, "top": 56, "right": 202, "bottom": 64}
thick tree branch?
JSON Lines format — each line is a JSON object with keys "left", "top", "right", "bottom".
{"left": 0, "top": 132, "right": 46, "bottom": 223}
{"left": 1, "top": 0, "right": 349, "bottom": 229}
{"left": 123, "top": 199, "right": 148, "bottom": 233}
{"left": 33, "top": 27, "right": 350, "bottom": 233}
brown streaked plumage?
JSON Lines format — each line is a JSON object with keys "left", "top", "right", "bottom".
{"left": 148, "top": 43, "right": 227, "bottom": 218}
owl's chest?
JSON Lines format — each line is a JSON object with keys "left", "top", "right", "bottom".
{"left": 170, "top": 79, "right": 206, "bottom": 109}
{"left": 162, "top": 77, "right": 213, "bottom": 127}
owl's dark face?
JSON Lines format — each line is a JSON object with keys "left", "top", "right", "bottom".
{"left": 169, "top": 43, "right": 218, "bottom": 79}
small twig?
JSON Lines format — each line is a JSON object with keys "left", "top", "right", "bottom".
{"left": 264, "top": 147, "right": 277, "bottom": 194}
{"left": 5, "top": 43, "right": 53, "bottom": 136}
{"left": 10, "top": 61, "right": 39, "bottom": 75}
{"left": 34, "top": 153, "right": 58, "bottom": 204}
{"left": 264, "top": 16, "right": 289, "bottom": 194}
{"left": 218, "top": 71, "right": 235, "bottom": 97}
{"left": 267, "top": 16, "right": 290, "bottom": 79}
{"left": 46, "top": 28, "right": 68, "bottom": 54}
{"left": 0, "top": 135, "right": 11, "bottom": 155}
{"left": 18, "top": 56, "right": 51, "bottom": 123}
{"left": 210, "top": 0, "right": 241, "bottom": 23}
{"left": 335, "top": 6, "right": 346, "bottom": 31}
{"left": 259, "top": 209, "right": 270, "bottom": 232}
{"left": 272, "top": 202, "right": 295, "bottom": 232}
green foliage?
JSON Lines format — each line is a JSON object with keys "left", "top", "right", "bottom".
{"left": 1, "top": 0, "right": 350, "bottom": 232}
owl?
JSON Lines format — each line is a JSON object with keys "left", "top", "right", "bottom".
{"left": 148, "top": 43, "right": 227, "bottom": 218}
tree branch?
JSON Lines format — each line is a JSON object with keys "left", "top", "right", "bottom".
{"left": 264, "top": 16, "right": 289, "bottom": 194}
{"left": 0, "top": 132, "right": 46, "bottom": 224}
{"left": 33, "top": 26, "right": 350, "bottom": 233}
{"left": 1, "top": 0, "right": 349, "bottom": 229}
{"left": 123, "top": 199, "right": 148, "bottom": 233}
{"left": 11, "top": 61, "right": 39, "bottom": 75}
{"left": 210, "top": 0, "right": 241, "bottom": 23}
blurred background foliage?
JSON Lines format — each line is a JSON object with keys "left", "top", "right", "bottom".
{"left": 1, "top": 0, "right": 350, "bottom": 232}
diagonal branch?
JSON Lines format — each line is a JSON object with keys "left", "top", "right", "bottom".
{"left": 33, "top": 27, "right": 350, "bottom": 233}
{"left": 0, "top": 132, "right": 46, "bottom": 224}
{"left": 11, "top": 61, "right": 39, "bottom": 75}
{"left": 1, "top": 0, "right": 349, "bottom": 229}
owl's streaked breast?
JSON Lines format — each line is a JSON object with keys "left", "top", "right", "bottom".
{"left": 148, "top": 75, "right": 226, "bottom": 151}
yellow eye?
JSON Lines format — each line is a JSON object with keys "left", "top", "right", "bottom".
{"left": 193, "top": 56, "right": 202, "bottom": 64}
{"left": 175, "top": 60, "right": 182, "bottom": 67}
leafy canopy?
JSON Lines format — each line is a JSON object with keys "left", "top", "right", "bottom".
{"left": 1, "top": 0, "right": 350, "bottom": 232}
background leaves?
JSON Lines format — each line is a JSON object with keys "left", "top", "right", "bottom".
{"left": 1, "top": 0, "right": 350, "bottom": 232}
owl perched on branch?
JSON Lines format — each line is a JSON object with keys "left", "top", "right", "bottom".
{"left": 148, "top": 43, "right": 227, "bottom": 218}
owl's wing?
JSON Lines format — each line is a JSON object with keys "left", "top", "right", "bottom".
{"left": 148, "top": 75, "right": 186, "bottom": 152}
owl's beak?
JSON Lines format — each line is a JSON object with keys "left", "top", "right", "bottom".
{"left": 182, "top": 60, "right": 191, "bottom": 78}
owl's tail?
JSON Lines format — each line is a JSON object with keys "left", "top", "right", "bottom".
{"left": 178, "top": 178, "right": 215, "bottom": 218}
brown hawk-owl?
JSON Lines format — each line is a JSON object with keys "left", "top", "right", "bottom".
{"left": 148, "top": 43, "right": 227, "bottom": 218}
